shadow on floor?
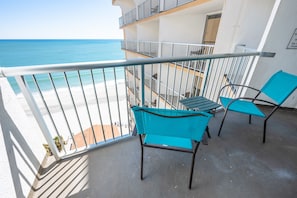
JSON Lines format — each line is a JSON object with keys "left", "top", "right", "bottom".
{"left": 30, "top": 107, "right": 297, "bottom": 198}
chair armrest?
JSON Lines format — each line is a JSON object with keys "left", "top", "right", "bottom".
{"left": 218, "top": 84, "right": 261, "bottom": 102}
{"left": 225, "top": 97, "right": 278, "bottom": 109}
{"left": 219, "top": 84, "right": 261, "bottom": 96}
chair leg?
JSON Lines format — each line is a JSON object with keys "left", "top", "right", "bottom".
{"left": 263, "top": 120, "right": 267, "bottom": 143}
{"left": 261, "top": 106, "right": 278, "bottom": 143}
{"left": 139, "top": 135, "right": 144, "bottom": 180}
{"left": 218, "top": 110, "right": 228, "bottom": 136}
{"left": 189, "top": 142, "right": 200, "bottom": 189}
{"left": 140, "top": 145, "right": 144, "bottom": 180}
{"left": 206, "top": 126, "right": 211, "bottom": 139}
{"left": 202, "top": 126, "right": 211, "bottom": 145}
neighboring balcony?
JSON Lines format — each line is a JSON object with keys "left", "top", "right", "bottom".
{"left": 119, "top": 0, "right": 196, "bottom": 27}
{"left": 121, "top": 40, "right": 214, "bottom": 58}
{"left": 1, "top": 51, "right": 296, "bottom": 197}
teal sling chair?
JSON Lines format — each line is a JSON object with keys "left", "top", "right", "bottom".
{"left": 217, "top": 70, "right": 297, "bottom": 143}
{"left": 132, "top": 106, "right": 212, "bottom": 189}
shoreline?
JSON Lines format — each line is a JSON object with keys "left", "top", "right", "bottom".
{"left": 16, "top": 79, "right": 127, "bottom": 115}
{"left": 15, "top": 79, "right": 130, "bottom": 141}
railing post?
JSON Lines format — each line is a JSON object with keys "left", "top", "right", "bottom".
{"left": 150, "top": 0, "right": 152, "bottom": 16}
{"left": 201, "top": 59, "right": 212, "bottom": 97}
{"left": 15, "top": 76, "right": 60, "bottom": 160}
{"left": 141, "top": 64, "right": 145, "bottom": 106}
{"left": 158, "top": 41, "right": 162, "bottom": 57}
{"left": 133, "top": 66, "right": 137, "bottom": 105}
{"left": 186, "top": 44, "right": 190, "bottom": 56}
{"left": 136, "top": 4, "right": 139, "bottom": 21}
{"left": 159, "top": 0, "right": 164, "bottom": 12}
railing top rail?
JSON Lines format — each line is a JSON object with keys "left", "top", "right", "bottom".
{"left": 139, "top": 41, "right": 160, "bottom": 44}
{"left": 0, "top": 52, "right": 275, "bottom": 77}
{"left": 125, "top": 40, "right": 215, "bottom": 47}
{"left": 161, "top": 42, "right": 215, "bottom": 47}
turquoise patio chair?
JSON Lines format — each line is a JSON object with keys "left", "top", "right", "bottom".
{"left": 218, "top": 70, "right": 297, "bottom": 143}
{"left": 132, "top": 106, "right": 212, "bottom": 189}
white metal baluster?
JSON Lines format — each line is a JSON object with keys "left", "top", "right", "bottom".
{"left": 102, "top": 68, "right": 115, "bottom": 139}
{"left": 78, "top": 70, "right": 97, "bottom": 145}
{"left": 15, "top": 75, "right": 60, "bottom": 159}
{"left": 49, "top": 73, "right": 77, "bottom": 151}
{"left": 32, "top": 74, "right": 67, "bottom": 154}
{"left": 64, "top": 72, "right": 88, "bottom": 148}
{"left": 113, "top": 67, "right": 123, "bottom": 136}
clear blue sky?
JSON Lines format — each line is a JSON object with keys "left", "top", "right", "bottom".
{"left": 0, "top": 0, "right": 123, "bottom": 39}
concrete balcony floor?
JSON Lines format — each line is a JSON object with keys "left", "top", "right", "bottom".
{"left": 29, "top": 107, "right": 297, "bottom": 198}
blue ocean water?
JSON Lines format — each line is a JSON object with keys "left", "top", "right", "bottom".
{"left": 0, "top": 39, "right": 125, "bottom": 94}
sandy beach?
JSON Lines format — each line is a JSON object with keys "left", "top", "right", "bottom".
{"left": 16, "top": 79, "right": 130, "bottom": 151}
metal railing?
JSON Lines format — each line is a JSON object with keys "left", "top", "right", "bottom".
{"left": 0, "top": 51, "right": 274, "bottom": 159}
{"left": 121, "top": 40, "right": 214, "bottom": 57}
{"left": 119, "top": 8, "right": 137, "bottom": 27}
{"left": 138, "top": 41, "right": 159, "bottom": 57}
{"left": 1, "top": 61, "right": 132, "bottom": 159}
{"left": 119, "top": 0, "right": 196, "bottom": 27}
{"left": 124, "top": 8, "right": 137, "bottom": 26}
{"left": 124, "top": 52, "right": 274, "bottom": 111}
{"left": 138, "top": 0, "right": 160, "bottom": 20}
{"left": 160, "top": 42, "right": 214, "bottom": 57}
{"left": 163, "top": 0, "right": 195, "bottom": 11}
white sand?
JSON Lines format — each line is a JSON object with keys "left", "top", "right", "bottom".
{"left": 16, "top": 79, "right": 130, "bottom": 144}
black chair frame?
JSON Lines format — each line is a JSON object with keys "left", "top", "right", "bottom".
{"left": 135, "top": 109, "right": 211, "bottom": 189}
{"left": 139, "top": 134, "right": 201, "bottom": 189}
{"left": 217, "top": 84, "right": 281, "bottom": 143}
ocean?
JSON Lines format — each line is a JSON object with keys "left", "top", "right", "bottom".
{"left": 0, "top": 39, "right": 125, "bottom": 94}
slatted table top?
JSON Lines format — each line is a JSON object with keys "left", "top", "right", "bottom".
{"left": 180, "top": 96, "right": 221, "bottom": 112}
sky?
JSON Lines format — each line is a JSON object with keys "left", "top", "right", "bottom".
{"left": 0, "top": 0, "right": 123, "bottom": 39}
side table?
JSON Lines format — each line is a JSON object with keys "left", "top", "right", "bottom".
{"left": 180, "top": 96, "right": 221, "bottom": 144}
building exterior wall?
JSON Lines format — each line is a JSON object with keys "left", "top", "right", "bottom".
{"left": 138, "top": 21, "right": 159, "bottom": 41}
{"left": 249, "top": 0, "right": 297, "bottom": 108}
{"left": 114, "top": 0, "right": 297, "bottom": 108}
{"left": 159, "top": 13, "right": 206, "bottom": 43}
{"left": 214, "top": 0, "right": 275, "bottom": 53}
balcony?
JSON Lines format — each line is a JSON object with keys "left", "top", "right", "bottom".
{"left": 119, "top": 0, "right": 196, "bottom": 27}
{"left": 29, "top": 107, "right": 297, "bottom": 197}
{"left": 1, "top": 52, "right": 297, "bottom": 197}
{"left": 121, "top": 40, "right": 214, "bottom": 58}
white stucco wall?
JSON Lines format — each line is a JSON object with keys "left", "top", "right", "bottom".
{"left": 202, "top": 0, "right": 297, "bottom": 108}
{"left": 214, "top": 0, "right": 275, "bottom": 53}
{"left": 124, "top": 26, "right": 137, "bottom": 40}
{"left": 137, "top": 21, "right": 159, "bottom": 41}
{"left": 0, "top": 79, "right": 46, "bottom": 197}
{"left": 159, "top": 13, "right": 206, "bottom": 43}
{"left": 248, "top": 0, "right": 297, "bottom": 108}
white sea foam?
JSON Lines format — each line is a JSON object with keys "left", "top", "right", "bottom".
{"left": 17, "top": 79, "right": 126, "bottom": 114}
{"left": 16, "top": 79, "right": 129, "bottom": 140}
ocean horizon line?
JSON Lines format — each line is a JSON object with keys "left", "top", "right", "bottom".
{"left": 0, "top": 39, "right": 126, "bottom": 94}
